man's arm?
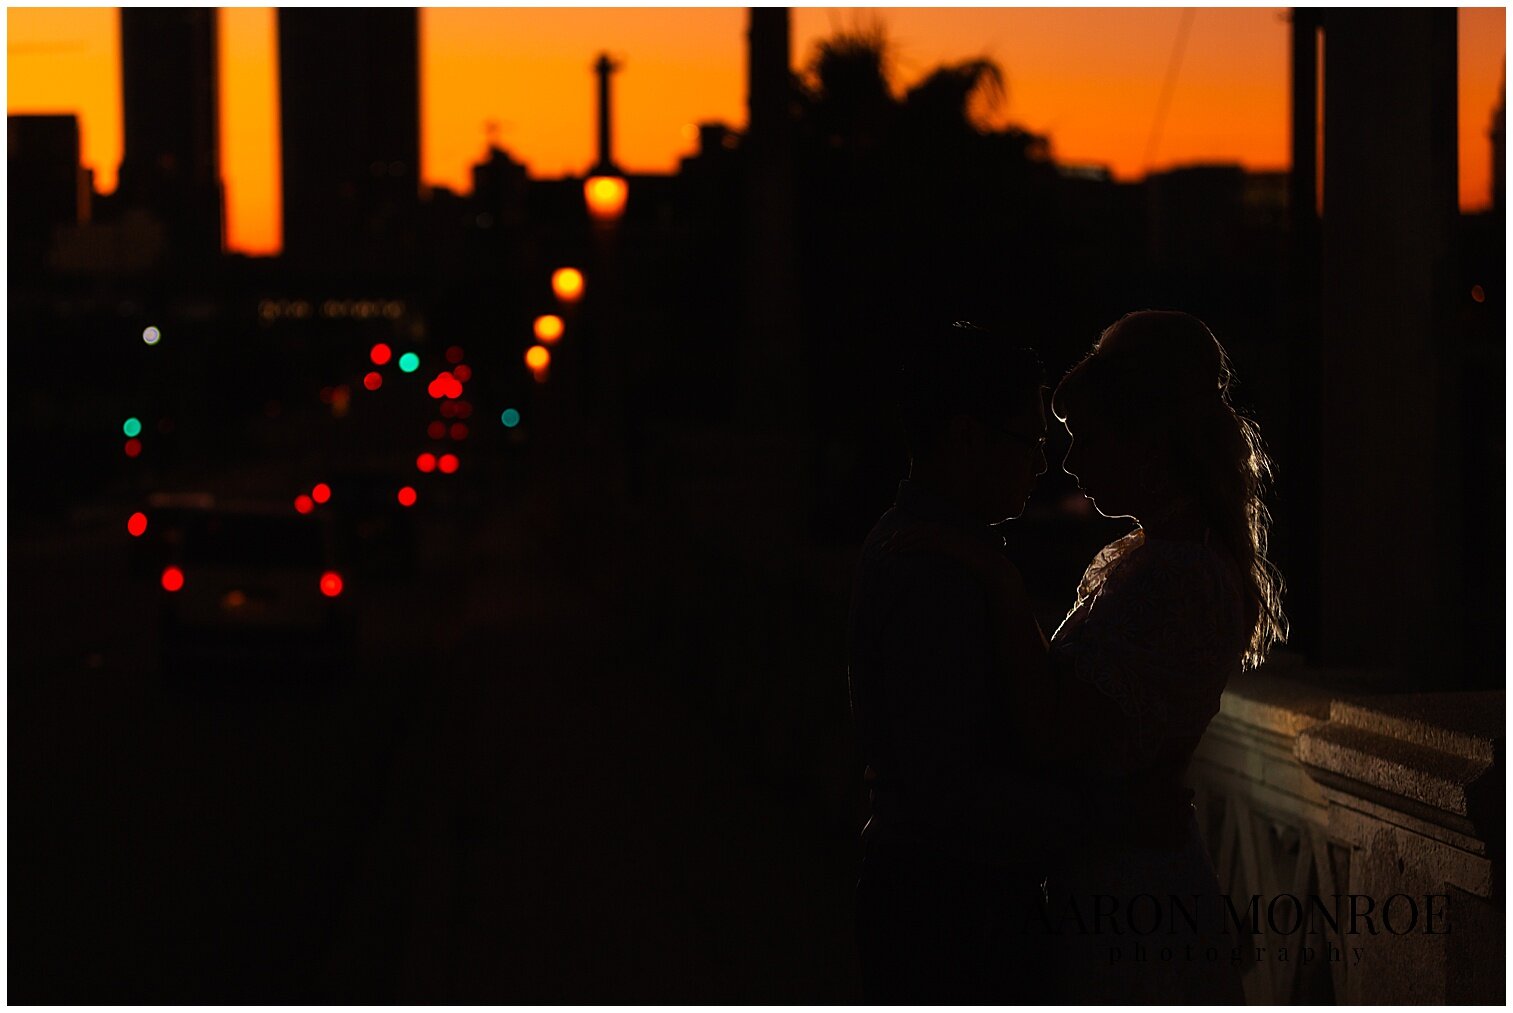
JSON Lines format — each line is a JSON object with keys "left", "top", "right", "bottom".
{"left": 866, "top": 552, "right": 1008, "bottom": 832}
{"left": 872, "top": 522, "right": 1060, "bottom": 756}
{"left": 979, "top": 563, "right": 1063, "bottom": 755}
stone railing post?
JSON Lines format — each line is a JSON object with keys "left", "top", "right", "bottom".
{"left": 1189, "top": 669, "right": 1503, "bottom": 1004}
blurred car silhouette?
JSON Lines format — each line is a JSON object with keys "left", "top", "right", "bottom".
{"left": 324, "top": 467, "right": 419, "bottom": 578}
{"left": 144, "top": 498, "right": 354, "bottom": 679}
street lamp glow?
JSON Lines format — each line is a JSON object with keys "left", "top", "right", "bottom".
{"left": 398, "top": 352, "right": 420, "bottom": 373}
{"left": 534, "top": 314, "right": 565, "bottom": 344}
{"left": 142, "top": 326, "right": 162, "bottom": 346}
{"left": 525, "top": 345, "right": 551, "bottom": 385}
{"left": 552, "top": 268, "right": 585, "bottom": 303}
{"left": 584, "top": 175, "right": 629, "bottom": 221}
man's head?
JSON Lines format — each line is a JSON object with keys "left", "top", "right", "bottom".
{"left": 898, "top": 321, "right": 1047, "bottom": 524}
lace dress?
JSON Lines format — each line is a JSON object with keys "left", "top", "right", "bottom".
{"left": 1044, "top": 529, "right": 1249, "bottom": 1004}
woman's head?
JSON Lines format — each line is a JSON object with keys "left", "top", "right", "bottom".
{"left": 1054, "top": 311, "right": 1224, "bottom": 428}
{"left": 1053, "top": 311, "right": 1227, "bottom": 517}
{"left": 1053, "top": 310, "right": 1287, "bottom": 668}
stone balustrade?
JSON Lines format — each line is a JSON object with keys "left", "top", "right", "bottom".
{"left": 1189, "top": 665, "right": 1503, "bottom": 1004}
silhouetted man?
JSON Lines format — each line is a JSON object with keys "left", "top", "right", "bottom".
{"left": 847, "top": 322, "right": 1054, "bottom": 1003}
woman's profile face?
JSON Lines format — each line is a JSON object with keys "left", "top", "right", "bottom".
{"left": 1061, "top": 409, "right": 1142, "bottom": 520}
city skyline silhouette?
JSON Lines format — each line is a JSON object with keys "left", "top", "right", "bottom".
{"left": 7, "top": 6, "right": 1506, "bottom": 254}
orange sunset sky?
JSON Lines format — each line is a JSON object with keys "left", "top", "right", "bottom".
{"left": 7, "top": 6, "right": 1506, "bottom": 256}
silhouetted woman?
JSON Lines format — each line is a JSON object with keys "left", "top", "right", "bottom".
{"left": 1041, "top": 310, "right": 1286, "bottom": 1002}
{"left": 897, "top": 310, "right": 1285, "bottom": 1002}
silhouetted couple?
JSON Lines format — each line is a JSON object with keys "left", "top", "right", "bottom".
{"left": 848, "top": 313, "right": 1286, "bottom": 1003}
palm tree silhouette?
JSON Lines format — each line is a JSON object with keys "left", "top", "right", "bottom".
{"left": 796, "top": 26, "right": 1027, "bottom": 157}
{"left": 902, "top": 58, "right": 1006, "bottom": 139}
{"left": 801, "top": 27, "right": 896, "bottom": 151}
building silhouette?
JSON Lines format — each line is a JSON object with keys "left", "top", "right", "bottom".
{"left": 278, "top": 8, "right": 420, "bottom": 273}
{"left": 117, "top": 8, "right": 223, "bottom": 263}
{"left": 1145, "top": 164, "right": 1247, "bottom": 270}
{"left": 739, "top": 7, "right": 800, "bottom": 429}
{"left": 746, "top": 8, "right": 792, "bottom": 149}
{"left": 472, "top": 143, "right": 529, "bottom": 231}
{"left": 8, "top": 114, "right": 86, "bottom": 274}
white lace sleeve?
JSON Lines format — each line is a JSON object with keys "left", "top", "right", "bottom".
{"left": 1050, "top": 538, "right": 1247, "bottom": 772}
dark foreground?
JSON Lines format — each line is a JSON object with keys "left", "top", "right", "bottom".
{"left": 10, "top": 462, "right": 867, "bottom": 1002}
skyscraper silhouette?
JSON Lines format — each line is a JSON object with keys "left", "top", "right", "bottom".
{"left": 278, "top": 8, "right": 420, "bottom": 272}
{"left": 8, "top": 114, "right": 85, "bottom": 275}
{"left": 746, "top": 7, "right": 792, "bottom": 149}
{"left": 740, "top": 8, "right": 800, "bottom": 431}
{"left": 117, "top": 8, "right": 224, "bottom": 262}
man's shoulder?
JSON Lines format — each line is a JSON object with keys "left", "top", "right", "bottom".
{"left": 859, "top": 505, "right": 963, "bottom": 556}
{"left": 862, "top": 505, "right": 908, "bottom": 542}
{"left": 855, "top": 510, "right": 985, "bottom": 604}
{"left": 859, "top": 508, "right": 929, "bottom": 565}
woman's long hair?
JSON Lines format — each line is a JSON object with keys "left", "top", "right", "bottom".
{"left": 1053, "top": 311, "right": 1288, "bottom": 669}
